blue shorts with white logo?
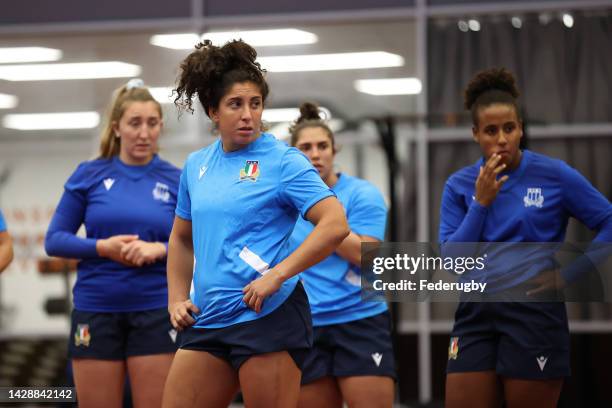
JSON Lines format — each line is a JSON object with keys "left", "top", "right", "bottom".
{"left": 301, "top": 311, "right": 396, "bottom": 384}
{"left": 447, "top": 301, "right": 570, "bottom": 379}
{"left": 69, "top": 307, "right": 178, "bottom": 360}
{"left": 178, "top": 281, "right": 312, "bottom": 371}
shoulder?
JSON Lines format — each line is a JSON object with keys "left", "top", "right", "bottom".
{"left": 65, "top": 157, "right": 112, "bottom": 191}
{"left": 150, "top": 157, "right": 182, "bottom": 188}
{"left": 343, "top": 175, "right": 387, "bottom": 213}
{"left": 155, "top": 156, "right": 181, "bottom": 173}
{"left": 259, "top": 133, "right": 296, "bottom": 158}
{"left": 343, "top": 174, "right": 383, "bottom": 199}
{"left": 70, "top": 157, "right": 112, "bottom": 180}
{"left": 184, "top": 143, "right": 217, "bottom": 167}
{"left": 524, "top": 150, "right": 563, "bottom": 172}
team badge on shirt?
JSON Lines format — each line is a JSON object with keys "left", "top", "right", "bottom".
{"left": 152, "top": 182, "right": 170, "bottom": 202}
{"left": 448, "top": 337, "right": 459, "bottom": 360}
{"left": 74, "top": 324, "right": 91, "bottom": 347}
{"left": 239, "top": 160, "right": 260, "bottom": 182}
{"left": 523, "top": 187, "right": 544, "bottom": 208}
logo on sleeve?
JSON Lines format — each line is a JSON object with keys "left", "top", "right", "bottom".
{"left": 152, "top": 182, "right": 170, "bottom": 202}
{"left": 523, "top": 188, "right": 544, "bottom": 208}
{"left": 103, "top": 178, "right": 115, "bottom": 191}
{"left": 199, "top": 165, "right": 208, "bottom": 180}
{"left": 239, "top": 160, "right": 260, "bottom": 182}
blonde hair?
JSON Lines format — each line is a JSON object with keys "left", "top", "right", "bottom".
{"left": 98, "top": 84, "right": 162, "bottom": 159}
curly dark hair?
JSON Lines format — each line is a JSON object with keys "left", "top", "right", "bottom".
{"left": 289, "top": 101, "right": 335, "bottom": 151}
{"left": 173, "top": 39, "right": 269, "bottom": 117}
{"left": 464, "top": 67, "right": 521, "bottom": 125}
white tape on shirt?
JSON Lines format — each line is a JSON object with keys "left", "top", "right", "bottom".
{"left": 239, "top": 246, "right": 271, "bottom": 275}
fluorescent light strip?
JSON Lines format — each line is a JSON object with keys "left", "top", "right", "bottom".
{"left": 203, "top": 29, "right": 317, "bottom": 46}
{"left": 0, "top": 93, "right": 18, "bottom": 109}
{"left": 150, "top": 29, "right": 317, "bottom": 50}
{"left": 0, "top": 62, "right": 141, "bottom": 81}
{"left": 354, "top": 78, "right": 422, "bottom": 95}
{"left": 3, "top": 112, "right": 100, "bottom": 130}
{"left": 149, "top": 87, "right": 175, "bottom": 104}
{"left": 150, "top": 34, "right": 200, "bottom": 50}
{"left": 263, "top": 107, "right": 332, "bottom": 123}
{"left": 0, "top": 47, "right": 62, "bottom": 64}
{"left": 259, "top": 52, "right": 404, "bottom": 72}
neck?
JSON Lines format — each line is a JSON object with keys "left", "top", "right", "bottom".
{"left": 323, "top": 172, "right": 338, "bottom": 188}
{"left": 508, "top": 149, "right": 523, "bottom": 171}
{"left": 118, "top": 152, "right": 153, "bottom": 166}
{"left": 221, "top": 132, "right": 261, "bottom": 153}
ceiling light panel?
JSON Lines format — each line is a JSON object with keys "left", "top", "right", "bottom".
{"left": 151, "top": 29, "right": 317, "bottom": 49}
{"left": 354, "top": 78, "right": 422, "bottom": 95}
{"left": 3, "top": 112, "right": 100, "bottom": 130}
{"left": 0, "top": 62, "right": 142, "bottom": 81}
{"left": 259, "top": 52, "right": 404, "bottom": 72}
{"left": 0, "top": 47, "right": 62, "bottom": 64}
{"left": 0, "top": 93, "right": 18, "bottom": 109}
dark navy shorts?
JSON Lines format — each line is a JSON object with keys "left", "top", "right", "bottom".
{"left": 178, "top": 281, "right": 312, "bottom": 371}
{"left": 301, "top": 311, "right": 396, "bottom": 384}
{"left": 447, "top": 301, "right": 570, "bottom": 379}
{"left": 69, "top": 307, "right": 178, "bottom": 360}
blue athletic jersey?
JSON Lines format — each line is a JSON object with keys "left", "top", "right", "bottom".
{"left": 175, "top": 133, "right": 334, "bottom": 329}
{"left": 0, "top": 210, "right": 6, "bottom": 232}
{"left": 439, "top": 150, "right": 612, "bottom": 290}
{"left": 45, "top": 155, "right": 181, "bottom": 312}
{"left": 290, "top": 173, "right": 388, "bottom": 326}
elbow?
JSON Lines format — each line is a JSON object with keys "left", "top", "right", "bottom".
{"left": 7, "top": 246, "right": 14, "bottom": 266}
{"left": 44, "top": 233, "right": 57, "bottom": 256}
{"left": 332, "top": 217, "right": 350, "bottom": 246}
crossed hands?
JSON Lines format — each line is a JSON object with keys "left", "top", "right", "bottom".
{"left": 96, "top": 234, "right": 166, "bottom": 267}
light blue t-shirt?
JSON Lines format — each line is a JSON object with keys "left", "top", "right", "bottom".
{"left": 0, "top": 210, "right": 6, "bottom": 232}
{"left": 290, "top": 173, "right": 388, "bottom": 326}
{"left": 439, "top": 150, "right": 612, "bottom": 290}
{"left": 176, "top": 133, "right": 334, "bottom": 328}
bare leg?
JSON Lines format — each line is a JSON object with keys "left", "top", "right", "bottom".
{"left": 72, "top": 359, "right": 125, "bottom": 408}
{"left": 298, "top": 376, "right": 342, "bottom": 408}
{"left": 446, "top": 371, "right": 501, "bottom": 408}
{"left": 162, "top": 350, "right": 238, "bottom": 408}
{"left": 240, "top": 351, "right": 301, "bottom": 408}
{"left": 338, "top": 375, "right": 394, "bottom": 408}
{"left": 127, "top": 353, "right": 174, "bottom": 408}
{"left": 502, "top": 377, "right": 563, "bottom": 408}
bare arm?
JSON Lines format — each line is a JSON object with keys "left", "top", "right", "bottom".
{"left": 243, "top": 196, "right": 349, "bottom": 312}
{"left": 167, "top": 216, "right": 199, "bottom": 330}
{"left": 335, "top": 232, "right": 380, "bottom": 266}
{"left": 0, "top": 231, "right": 14, "bottom": 273}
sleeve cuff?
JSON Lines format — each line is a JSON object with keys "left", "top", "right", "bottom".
{"left": 300, "top": 190, "right": 336, "bottom": 219}
{"left": 175, "top": 208, "right": 192, "bottom": 221}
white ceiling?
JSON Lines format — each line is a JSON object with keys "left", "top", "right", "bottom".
{"left": 0, "top": 20, "right": 417, "bottom": 146}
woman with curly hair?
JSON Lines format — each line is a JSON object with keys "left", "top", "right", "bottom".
{"left": 162, "top": 40, "right": 349, "bottom": 408}
{"left": 440, "top": 68, "right": 612, "bottom": 408}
